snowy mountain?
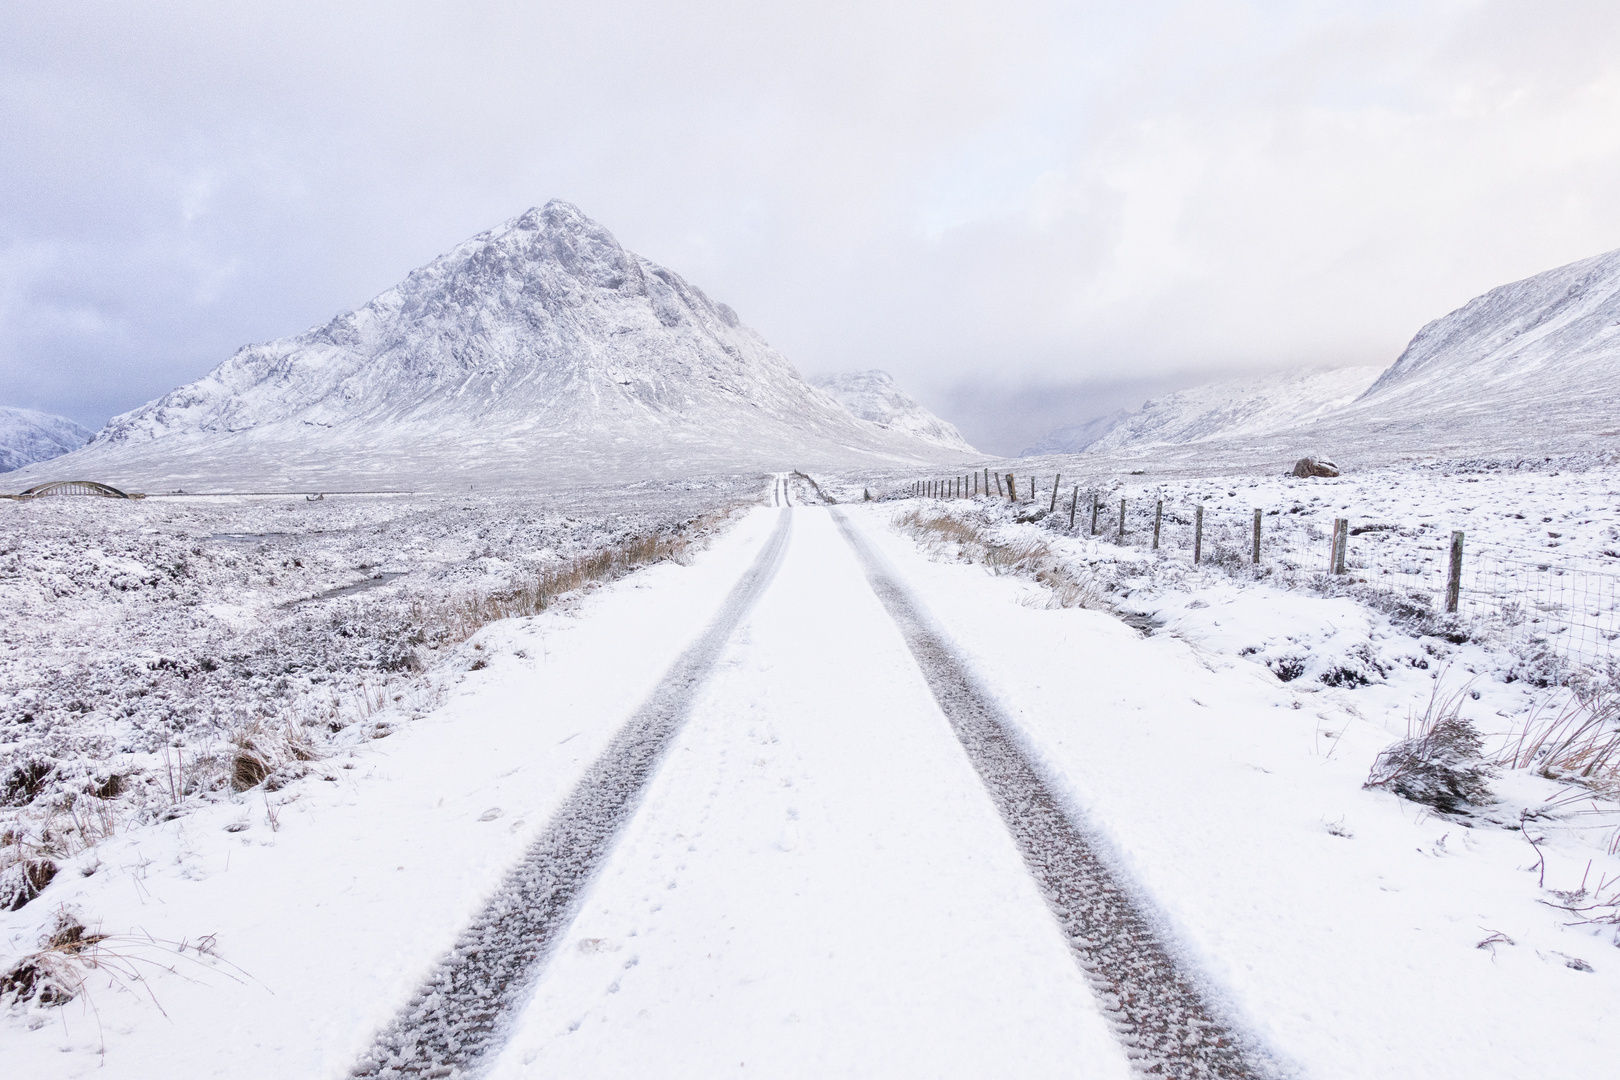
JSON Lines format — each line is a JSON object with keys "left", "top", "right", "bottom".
{"left": 1343, "top": 246, "right": 1620, "bottom": 441}
{"left": 1054, "top": 367, "right": 1383, "bottom": 456}
{"left": 1020, "top": 410, "right": 1131, "bottom": 456}
{"left": 809, "top": 370, "right": 975, "bottom": 453}
{"left": 0, "top": 407, "right": 93, "bottom": 473}
{"left": 11, "top": 202, "right": 962, "bottom": 492}
{"left": 1107, "top": 247, "right": 1620, "bottom": 468}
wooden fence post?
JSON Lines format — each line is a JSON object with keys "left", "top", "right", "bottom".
{"left": 1446, "top": 530, "right": 1464, "bottom": 614}
{"left": 1089, "top": 492, "right": 1099, "bottom": 535}
{"left": 1007, "top": 474, "right": 1017, "bottom": 501}
{"left": 994, "top": 471, "right": 1003, "bottom": 497}
{"left": 1050, "top": 473, "right": 1060, "bottom": 512}
{"left": 1252, "top": 508, "right": 1262, "bottom": 565}
{"left": 1194, "top": 504, "right": 1204, "bottom": 564}
{"left": 1153, "top": 500, "right": 1162, "bottom": 550}
{"left": 1118, "top": 498, "right": 1126, "bottom": 542}
{"left": 1068, "top": 485, "right": 1078, "bottom": 530}
{"left": 1332, "top": 518, "right": 1348, "bottom": 574}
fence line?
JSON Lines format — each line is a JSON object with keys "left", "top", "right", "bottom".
{"left": 898, "top": 472, "right": 1620, "bottom": 669}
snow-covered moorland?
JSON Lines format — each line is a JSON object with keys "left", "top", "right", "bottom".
{"left": 0, "top": 465, "right": 1616, "bottom": 1079}
{"left": 779, "top": 460, "right": 1620, "bottom": 1074}
{"left": 0, "top": 478, "right": 756, "bottom": 914}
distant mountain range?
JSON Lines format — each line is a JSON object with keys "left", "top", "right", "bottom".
{"left": 17, "top": 216, "right": 1620, "bottom": 489}
{"left": 11, "top": 202, "right": 963, "bottom": 491}
{"left": 810, "top": 370, "right": 975, "bottom": 453}
{"left": 1027, "top": 367, "right": 1381, "bottom": 457}
{"left": 0, "top": 407, "right": 92, "bottom": 473}
{"left": 1028, "top": 242, "right": 1620, "bottom": 466}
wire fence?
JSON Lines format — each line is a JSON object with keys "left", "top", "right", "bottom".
{"left": 902, "top": 472, "right": 1620, "bottom": 670}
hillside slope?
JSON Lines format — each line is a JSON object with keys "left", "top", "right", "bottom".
{"left": 1082, "top": 367, "right": 1384, "bottom": 454}
{"left": 11, "top": 202, "right": 959, "bottom": 492}
{"left": 1345, "top": 246, "right": 1620, "bottom": 441}
{"left": 810, "top": 370, "right": 975, "bottom": 453}
{"left": 1049, "top": 245, "right": 1620, "bottom": 472}
{"left": 0, "top": 407, "right": 93, "bottom": 473}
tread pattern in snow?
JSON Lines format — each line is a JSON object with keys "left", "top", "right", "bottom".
{"left": 831, "top": 509, "right": 1283, "bottom": 1080}
{"left": 351, "top": 509, "right": 794, "bottom": 1078}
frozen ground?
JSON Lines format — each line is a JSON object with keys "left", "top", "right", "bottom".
{"left": 847, "top": 457, "right": 1620, "bottom": 686}
{"left": 0, "top": 477, "right": 757, "bottom": 909}
{"left": 3, "top": 471, "right": 1618, "bottom": 1078}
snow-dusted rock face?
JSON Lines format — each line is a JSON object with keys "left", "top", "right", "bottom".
{"left": 809, "top": 370, "right": 975, "bottom": 453}
{"left": 1073, "top": 367, "right": 1383, "bottom": 455}
{"left": 0, "top": 407, "right": 93, "bottom": 473}
{"left": 1353, "top": 246, "right": 1620, "bottom": 426}
{"left": 15, "top": 202, "right": 959, "bottom": 491}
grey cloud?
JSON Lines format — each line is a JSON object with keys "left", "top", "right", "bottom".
{"left": 4, "top": 0, "right": 1620, "bottom": 435}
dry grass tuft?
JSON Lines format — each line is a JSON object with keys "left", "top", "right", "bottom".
{"left": 895, "top": 508, "right": 1100, "bottom": 609}
{"left": 0, "top": 908, "right": 247, "bottom": 1014}
{"left": 412, "top": 521, "right": 712, "bottom": 644}
{"left": 0, "top": 856, "right": 57, "bottom": 911}
{"left": 223, "top": 715, "right": 326, "bottom": 793}
{"left": 0, "top": 910, "right": 107, "bottom": 1005}
{"left": 1496, "top": 695, "right": 1620, "bottom": 795}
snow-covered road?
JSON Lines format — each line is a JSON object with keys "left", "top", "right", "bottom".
{"left": 9, "top": 501, "right": 1616, "bottom": 1079}
{"left": 479, "top": 506, "right": 1133, "bottom": 1079}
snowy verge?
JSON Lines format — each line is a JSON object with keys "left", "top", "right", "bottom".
{"left": 850, "top": 500, "right": 1620, "bottom": 1080}
{"left": 0, "top": 496, "right": 774, "bottom": 1074}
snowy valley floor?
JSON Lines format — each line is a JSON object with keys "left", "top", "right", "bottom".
{"left": 4, "top": 491, "right": 1618, "bottom": 1077}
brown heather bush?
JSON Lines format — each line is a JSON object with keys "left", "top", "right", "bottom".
{"left": 1364, "top": 685, "right": 1493, "bottom": 814}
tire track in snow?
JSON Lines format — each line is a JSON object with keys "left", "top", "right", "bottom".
{"left": 352, "top": 509, "right": 794, "bottom": 1079}
{"left": 829, "top": 509, "right": 1281, "bottom": 1080}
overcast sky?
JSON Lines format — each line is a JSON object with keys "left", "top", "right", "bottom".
{"left": 5, "top": 1, "right": 1620, "bottom": 453}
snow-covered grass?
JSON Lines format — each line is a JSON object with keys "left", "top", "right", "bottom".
{"left": 0, "top": 504, "right": 784, "bottom": 1075}
{"left": 854, "top": 460, "right": 1620, "bottom": 903}
{"left": 0, "top": 479, "right": 755, "bottom": 930}
{"left": 855, "top": 456, "right": 1620, "bottom": 689}
{"left": 844, "top": 501, "right": 1620, "bottom": 1079}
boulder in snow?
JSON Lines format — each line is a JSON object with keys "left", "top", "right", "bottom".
{"left": 1291, "top": 456, "right": 1340, "bottom": 478}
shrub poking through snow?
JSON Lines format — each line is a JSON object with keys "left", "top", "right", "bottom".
{"left": 1364, "top": 690, "right": 1493, "bottom": 813}
{"left": 0, "top": 911, "right": 105, "bottom": 1006}
{"left": 0, "top": 857, "right": 56, "bottom": 911}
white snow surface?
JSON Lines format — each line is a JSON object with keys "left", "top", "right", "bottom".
{"left": 5, "top": 483, "right": 1617, "bottom": 1078}
{"left": 1077, "top": 367, "right": 1383, "bottom": 455}
{"left": 7, "top": 203, "right": 962, "bottom": 494}
{"left": 809, "top": 369, "right": 976, "bottom": 453}
{"left": 0, "top": 407, "right": 92, "bottom": 473}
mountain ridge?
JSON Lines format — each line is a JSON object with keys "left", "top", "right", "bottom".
{"left": 17, "top": 202, "right": 963, "bottom": 491}
{"left": 809, "top": 370, "right": 975, "bottom": 453}
{"left": 0, "top": 407, "right": 93, "bottom": 473}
